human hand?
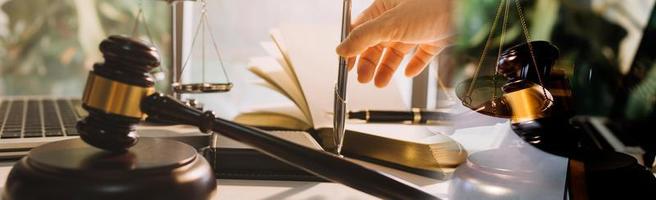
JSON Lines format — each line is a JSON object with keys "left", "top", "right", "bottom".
{"left": 336, "top": 0, "right": 455, "bottom": 87}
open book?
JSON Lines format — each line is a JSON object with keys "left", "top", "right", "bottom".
{"left": 236, "top": 28, "right": 410, "bottom": 130}
{"left": 234, "top": 30, "right": 315, "bottom": 130}
{"left": 234, "top": 25, "right": 466, "bottom": 177}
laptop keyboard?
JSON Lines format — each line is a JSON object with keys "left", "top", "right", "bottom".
{"left": 0, "top": 98, "right": 86, "bottom": 139}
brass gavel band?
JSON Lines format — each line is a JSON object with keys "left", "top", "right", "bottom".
{"left": 504, "top": 85, "right": 551, "bottom": 123}
{"left": 82, "top": 72, "right": 155, "bottom": 118}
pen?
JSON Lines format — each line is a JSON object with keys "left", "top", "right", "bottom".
{"left": 348, "top": 108, "right": 452, "bottom": 124}
{"left": 347, "top": 109, "right": 509, "bottom": 130}
{"left": 333, "top": 0, "right": 352, "bottom": 155}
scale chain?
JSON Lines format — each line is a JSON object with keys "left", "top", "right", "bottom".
{"left": 202, "top": 2, "right": 231, "bottom": 83}
{"left": 176, "top": 0, "right": 231, "bottom": 89}
{"left": 465, "top": 0, "right": 507, "bottom": 104}
{"left": 131, "top": 0, "right": 166, "bottom": 83}
{"left": 493, "top": 0, "right": 512, "bottom": 100}
{"left": 513, "top": 0, "right": 552, "bottom": 102}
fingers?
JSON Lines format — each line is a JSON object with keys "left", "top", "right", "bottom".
{"left": 344, "top": 1, "right": 386, "bottom": 72}
{"left": 347, "top": 57, "right": 356, "bottom": 71}
{"left": 356, "top": 45, "right": 385, "bottom": 83}
{"left": 405, "top": 43, "right": 446, "bottom": 77}
{"left": 336, "top": 4, "right": 406, "bottom": 58}
{"left": 336, "top": 21, "right": 388, "bottom": 57}
{"left": 374, "top": 42, "right": 414, "bottom": 87}
{"left": 336, "top": 1, "right": 384, "bottom": 57}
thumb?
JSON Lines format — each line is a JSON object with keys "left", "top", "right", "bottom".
{"left": 336, "top": 14, "right": 395, "bottom": 57}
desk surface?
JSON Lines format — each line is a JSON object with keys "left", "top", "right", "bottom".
{"left": 0, "top": 161, "right": 450, "bottom": 199}
{"left": 0, "top": 123, "right": 568, "bottom": 200}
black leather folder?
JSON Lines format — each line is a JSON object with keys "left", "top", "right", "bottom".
{"left": 203, "top": 148, "right": 325, "bottom": 181}
{"left": 165, "top": 133, "right": 325, "bottom": 181}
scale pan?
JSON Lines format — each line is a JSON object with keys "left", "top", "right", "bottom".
{"left": 456, "top": 77, "right": 553, "bottom": 121}
{"left": 172, "top": 82, "right": 233, "bottom": 93}
{"left": 456, "top": 76, "right": 512, "bottom": 118}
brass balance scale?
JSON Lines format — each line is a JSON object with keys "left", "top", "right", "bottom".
{"left": 169, "top": 0, "right": 233, "bottom": 95}
{"left": 449, "top": 1, "right": 570, "bottom": 199}
{"left": 454, "top": 0, "right": 561, "bottom": 126}
{"left": 452, "top": 0, "right": 582, "bottom": 158}
{"left": 130, "top": 0, "right": 233, "bottom": 97}
{"left": 450, "top": 2, "right": 656, "bottom": 199}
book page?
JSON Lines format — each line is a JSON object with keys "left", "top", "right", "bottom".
{"left": 269, "top": 30, "right": 303, "bottom": 92}
{"left": 247, "top": 56, "right": 313, "bottom": 125}
{"left": 278, "top": 23, "right": 410, "bottom": 128}
{"left": 233, "top": 112, "right": 312, "bottom": 131}
{"left": 259, "top": 41, "right": 313, "bottom": 125}
{"left": 238, "top": 101, "right": 309, "bottom": 128}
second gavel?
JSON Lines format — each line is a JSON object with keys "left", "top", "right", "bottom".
{"left": 496, "top": 41, "right": 579, "bottom": 157}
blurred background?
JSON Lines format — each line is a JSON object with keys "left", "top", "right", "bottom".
{"left": 451, "top": 0, "right": 654, "bottom": 119}
{"left": 0, "top": 0, "right": 170, "bottom": 95}
{"left": 0, "top": 0, "right": 377, "bottom": 119}
{"left": 0, "top": 0, "right": 654, "bottom": 120}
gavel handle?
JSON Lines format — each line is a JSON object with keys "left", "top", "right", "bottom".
{"left": 141, "top": 93, "right": 439, "bottom": 200}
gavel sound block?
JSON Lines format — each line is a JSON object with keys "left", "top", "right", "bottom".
{"left": 3, "top": 36, "right": 216, "bottom": 200}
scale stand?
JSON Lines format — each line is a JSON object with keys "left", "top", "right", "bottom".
{"left": 167, "top": 0, "right": 197, "bottom": 99}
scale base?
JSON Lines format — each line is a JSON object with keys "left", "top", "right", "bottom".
{"left": 3, "top": 138, "right": 216, "bottom": 200}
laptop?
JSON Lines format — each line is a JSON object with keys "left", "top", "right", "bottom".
{"left": 0, "top": 97, "right": 85, "bottom": 158}
{"left": 0, "top": 95, "right": 215, "bottom": 159}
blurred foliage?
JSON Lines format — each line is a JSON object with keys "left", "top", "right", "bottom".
{"left": 453, "top": 0, "right": 633, "bottom": 116}
{"left": 0, "top": 0, "right": 170, "bottom": 95}
{"left": 624, "top": 64, "right": 656, "bottom": 119}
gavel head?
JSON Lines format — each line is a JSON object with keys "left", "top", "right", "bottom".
{"left": 77, "top": 35, "right": 160, "bottom": 152}
{"left": 497, "top": 41, "right": 559, "bottom": 89}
